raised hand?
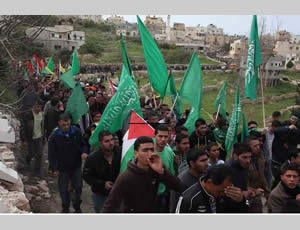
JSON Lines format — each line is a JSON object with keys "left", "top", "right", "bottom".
{"left": 148, "top": 153, "right": 164, "bottom": 175}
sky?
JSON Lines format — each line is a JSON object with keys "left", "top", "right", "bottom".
{"left": 102, "top": 15, "right": 300, "bottom": 36}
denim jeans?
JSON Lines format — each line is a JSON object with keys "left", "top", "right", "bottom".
{"left": 58, "top": 167, "right": 82, "bottom": 212}
{"left": 92, "top": 193, "right": 107, "bottom": 213}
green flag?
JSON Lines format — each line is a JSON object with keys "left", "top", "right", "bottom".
{"left": 71, "top": 50, "right": 80, "bottom": 75}
{"left": 137, "top": 15, "right": 168, "bottom": 98}
{"left": 166, "top": 72, "right": 183, "bottom": 119}
{"left": 179, "top": 52, "right": 203, "bottom": 135}
{"left": 244, "top": 15, "right": 262, "bottom": 100}
{"left": 60, "top": 70, "right": 76, "bottom": 89}
{"left": 241, "top": 113, "right": 250, "bottom": 143}
{"left": 214, "top": 80, "right": 227, "bottom": 120}
{"left": 225, "top": 86, "right": 241, "bottom": 159}
{"left": 65, "top": 83, "right": 89, "bottom": 125}
{"left": 120, "top": 33, "right": 133, "bottom": 77}
{"left": 89, "top": 65, "right": 142, "bottom": 148}
{"left": 41, "top": 57, "right": 54, "bottom": 75}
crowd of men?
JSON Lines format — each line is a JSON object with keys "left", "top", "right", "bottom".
{"left": 16, "top": 72, "right": 300, "bottom": 214}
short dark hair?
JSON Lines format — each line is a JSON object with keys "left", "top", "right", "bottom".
{"left": 248, "top": 121, "right": 258, "bottom": 127}
{"left": 244, "top": 135, "right": 260, "bottom": 145}
{"left": 233, "top": 143, "right": 252, "bottom": 156}
{"left": 58, "top": 113, "right": 71, "bottom": 122}
{"left": 207, "top": 142, "right": 218, "bottom": 152}
{"left": 175, "top": 126, "right": 188, "bottom": 134}
{"left": 288, "top": 151, "right": 300, "bottom": 161}
{"left": 272, "top": 111, "right": 281, "bottom": 117}
{"left": 195, "top": 118, "right": 206, "bottom": 127}
{"left": 175, "top": 133, "right": 189, "bottom": 144}
{"left": 155, "top": 124, "right": 169, "bottom": 135}
{"left": 148, "top": 111, "right": 159, "bottom": 119}
{"left": 202, "top": 164, "right": 233, "bottom": 185}
{"left": 280, "top": 163, "right": 300, "bottom": 176}
{"left": 134, "top": 136, "right": 154, "bottom": 151}
{"left": 50, "top": 96, "right": 60, "bottom": 106}
{"left": 271, "top": 120, "right": 282, "bottom": 128}
{"left": 187, "top": 149, "right": 208, "bottom": 167}
{"left": 249, "top": 130, "right": 263, "bottom": 139}
{"left": 98, "top": 130, "right": 112, "bottom": 142}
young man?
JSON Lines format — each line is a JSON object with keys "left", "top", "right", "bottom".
{"left": 48, "top": 113, "right": 89, "bottom": 213}
{"left": 178, "top": 149, "right": 209, "bottom": 190}
{"left": 272, "top": 111, "right": 281, "bottom": 122}
{"left": 268, "top": 163, "right": 300, "bottom": 213}
{"left": 245, "top": 136, "right": 270, "bottom": 213}
{"left": 189, "top": 118, "right": 215, "bottom": 150}
{"left": 83, "top": 131, "right": 121, "bottom": 213}
{"left": 20, "top": 100, "right": 44, "bottom": 174}
{"left": 153, "top": 124, "right": 176, "bottom": 212}
{"left": 101, "top": 136, "right": 182, "bottom": 213}
{"left": 176, "top": 164, "right": 243, "bottom": 213}
{"left": 174, "top": 134, "right": 190, "bottom": 175}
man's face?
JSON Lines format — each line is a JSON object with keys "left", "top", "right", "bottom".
{"left": 281, "top": 170, "right": 300, "bottom": 189}
{"left": 155, "top": 130, "right": 169, "bottom": 149}
{"left": 33, "top": 104, "right": 42, "bottom": 113}
{"left": 99, "top": 135, "right": 115, "bottom": 152}
{"left": 58, "top": 119, "right": 71, "bottom": 132}
{"left": 148, "top": 115, "right": 159, "bottom": 124}
{"left": 196, "top": 124, "right": 207, "bottom": 136}
{"left": 93, "top": 113, "right": 101, "bottom": 123}
{"left": 176, "top": 138, "right": 190, "bottom": 154}
{"left": 191, "top": 154, "right": 209, "bottom": 175}
{"left": 235, "top": 152, "right": 252, "bottom": 169}
{"left": 209, "top": 145, "right": 220, "bottom": 160}
{"left": 249, "top": 140, "right": 260, "bottom": 155}
{"left": 290, "top": 118, "right": 297, "bottom": 125}
{"left": 134, "top": 142, "right": 154, "bottom": 168}
{"left": 207, "top": 178, "right": 233, "bottom": 198}
{"left": 291, "top": 153, "right": 300, "bottom": 166}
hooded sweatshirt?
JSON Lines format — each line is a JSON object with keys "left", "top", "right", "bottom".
{"left": 101, "top": 160, "right": 182, "bottom": 213}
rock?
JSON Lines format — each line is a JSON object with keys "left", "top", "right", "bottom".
{"left": 0, "top": 175, "right": 24, "bottom": 192}
{"left": 25, "top": 193, "right": 33, "bottom": 201}
{"left": 35, "top": 196, "right": 42, "bottom": 201}
{"left": 25, "top": 185, "right": 39, "bottom": 194}
{"left": 41, "top": 192, "right": 51, "bottom": 199}
{"left": 0, "top": 146, "right": 15, "bottom": 163}
{"left": 0, "top": 186, "right": 30, "bottom": 212}
{"left": 37, "top": 183, "right": 49, "bottom": 193}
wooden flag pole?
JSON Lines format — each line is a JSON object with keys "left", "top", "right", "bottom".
{"left": 215, "top": 103, "right": 221, "bottom": 121}
{"left": 170, "top": 93, "right": 179, "bottom": 114}
{"left": 259, "top": 67, "right": 266, "bottom": 128}
{"left": 201, "top": 108, "right": 214, "bottom": 122}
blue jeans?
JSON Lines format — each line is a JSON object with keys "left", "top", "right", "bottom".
{"left": 58, "top": 167, "right": 82, "bottom": 212}
{"left": 92, "top": 193, "right": 107, "bottom": 213}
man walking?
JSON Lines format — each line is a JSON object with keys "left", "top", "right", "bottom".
{"left": 48, "top": 113, "right": 88, "bottom": 213}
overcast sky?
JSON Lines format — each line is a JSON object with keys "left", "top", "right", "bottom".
{"left": 102, "top": 15, "right": 300, "bottom": 36}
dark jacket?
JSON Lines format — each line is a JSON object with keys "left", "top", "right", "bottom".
{"left": 272, "top": 127, "right": 300, "bottom": 164}
{"left": 101, "top": 160, "right": 182, "bottom": 213}
{"left": 20, "top": 110, "right": 44, "bottom": 142}
{"left": 175, "top": 178, "right": 216, "bottom": 213}
{"left": 44, "top": 107, "right": 62, "bottom": 139}
{"left": 83, "top": 148, "right": 121, "bottom": 196}
{"left": 48, "top": 126, "right": 89, "bottom": 172}
{"left": 189, "top": 130, "right": 215, "bottom": 149}
{"left": 268, "top": 181, "right": 300, "bottom": 213}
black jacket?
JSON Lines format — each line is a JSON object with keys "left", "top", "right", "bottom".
{"left": 20, "top": 110, "right": 44, "bottom": 142}
{"left": 48, "top": 126, "right": 89, "bottom": 172}
{"left": 44, "top": 107, "right": 62, "bottom": 139}
{"left": 272, "top": 127, "right": 300, "bottom": 164}
{"left": 83, "top": 148, "right": 121, "bottom": 196}
{"left": 189, "top": 130, "right": 215, "bottom": 149}
{"left": 175, "top": 178, "right": 216, "bottom": 213}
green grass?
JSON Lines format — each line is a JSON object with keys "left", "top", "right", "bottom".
{"left": 281, "top": 70, "right": 300, "bottom": 80}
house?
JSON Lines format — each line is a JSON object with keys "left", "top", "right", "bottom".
{"left": 229, "top": 39, "right": 247, "bottom": 58}
{"left": 26, "top": 25, "right": 85, "bottom": 51}
{"left": 265, "top": 56, "right": 286, "bottom": 71}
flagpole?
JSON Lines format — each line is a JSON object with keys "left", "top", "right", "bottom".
{"left": 170, "top": 93, "right": 179, "bottom": 113}
{"left": 259, "top": 67, "right": 266, "bottom": 128}
{"left": 215, "top": 103, "right": 221, "bottom": 121}
{"left": 201, "top": 108, "right": 214, "bottom": 123}
{"left": 151, "top": 87, "right": 157, "bottom": 109}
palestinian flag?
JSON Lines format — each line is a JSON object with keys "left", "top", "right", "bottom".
{"left": 108, "top": 79, "right": 118, "bottom": 95}
{"left": 120, "top": 110, "right": 155, "bottom": 174}
{"left": 26, "top": 60, "right": 33, "bottom": 72}
{"left": 41, "top": 57, "right": 54, "bottom": 75}
{"left": 33, "top": 54, "right": 42, "bottom": 71}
